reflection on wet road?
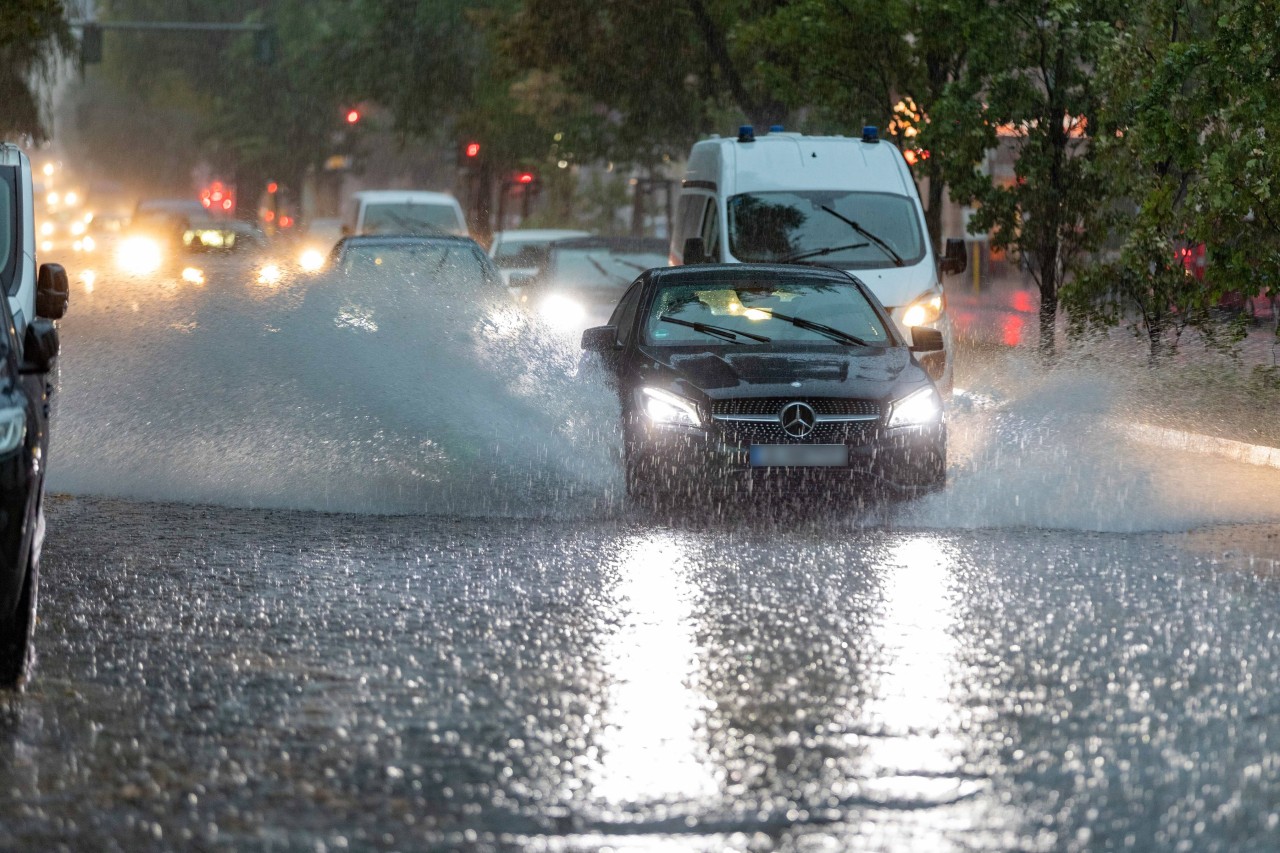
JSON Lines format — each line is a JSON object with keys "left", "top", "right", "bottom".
{"left": 5, "top": 497, "right": 1280, "bottom": 850}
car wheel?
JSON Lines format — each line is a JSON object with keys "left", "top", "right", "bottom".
{"left": 0, "top": 549, "right": 38, "bottom": 690}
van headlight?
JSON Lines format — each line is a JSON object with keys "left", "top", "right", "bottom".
{"left": 902, "top": 292, "right": 944, "bottom": 327}
{"left": 640, "top": 387, "right": 702, "bottom": 428}
{"left": 888, "top": 387, "right": 942, "bottom": 428}
{"left": 0, "top": 406, "right": 27, "bottom": 455}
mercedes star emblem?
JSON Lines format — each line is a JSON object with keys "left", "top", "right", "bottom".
{"left": 779, "top": 401, "right": 817, "bottom": 438}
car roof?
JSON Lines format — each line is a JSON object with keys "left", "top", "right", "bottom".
{"left": 549, "top": 236, "right": 669, "bottom": 253}
{"left": 337, "top": 234, "right": 480, "bottom": 247}
{"left": 135, "top": 198, "right": 208, "bottom": 216}
{"left": 648, "top": 262, "right": 861, "bottom": 287}
{"left": 493, "top": 229, "right": 591, "bottom": 243}
{"left": 351, "top": 190, "right": 459, "bottom": 204}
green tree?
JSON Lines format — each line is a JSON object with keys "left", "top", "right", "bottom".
{"left": 1063, "top": 0, "right": 1280, "bottom": 361}
{"left": 0, "top": 0, "right": 73, "bottom": 141}
{"left": 934, "top": 0, "right": 1116, "bottom": 359}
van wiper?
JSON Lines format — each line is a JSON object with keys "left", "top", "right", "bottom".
{"left": 778, "top": 241, "right": 869, "bottom": 263}
{"left": 659, "top": 314, "right": 772, "bottom": 343}
{"left": 819, "top": 206, "right": 904, "bottom": 267}
{"left": 751, "top": 308, "right": 872, "bottom": 346}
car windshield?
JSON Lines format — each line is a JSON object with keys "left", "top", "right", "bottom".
{"left": 340, "top": 242, "right": 490, "bottom": 286}
{"left": 362, "top": 203, "right": 460, "bottom": 235}
{"left": 644, "top": 277, "right": 893, "bottom": 346}
{"left": 548, "top": 247, "right": 668, "bottom": 290}
{"left": 493, "top": 241, "right": 549, "bottom": 269}
{"left": 727, "top": 190, "right": 925, "bottom": 268}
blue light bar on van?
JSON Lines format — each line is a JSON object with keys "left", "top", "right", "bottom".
{"left": 769, "top": 125, "right": 785, "bottom": 132}
{"left": 738, "top": 125, "right": 755, "bottom": 143}
{"left": 862, "top": 126, "right": 879, "bottom": 143}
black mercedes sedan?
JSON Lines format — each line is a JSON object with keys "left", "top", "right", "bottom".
{"left": 581, "top": 263, "right": 946, "bottom": 502}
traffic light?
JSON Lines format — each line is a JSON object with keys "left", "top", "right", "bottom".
{"left": 516, "top": 171, "right": 535, "bottom": 185}
{"left": 345, "top": 108, "right": 361, "bottom": 125}
{"left": 458, "top": 141, "right": 483, "bottom": 168}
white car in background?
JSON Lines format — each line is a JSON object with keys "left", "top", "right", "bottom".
{"left": 489, "top": 228, "right": 590, "bottom": 286}
{"left": 345, "top": 190, "right": 467, "bottom": 237}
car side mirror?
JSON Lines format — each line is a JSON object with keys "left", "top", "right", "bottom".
{"left": 508, "top": 272, "right": 539, "bottom": 289}
{"left": 909, "top": 326, "right": 944, "bottom": 353}
{"left": 36, "top": 263, "right": 69, "bottom": 320}
{"left": 21, "top": 319, "right": 60, "bottom": 374}
{"left": 581, "top": 325, "right": 619, "bottom": 353}
{"left": 683, "top": 236, "right": 709, "bottom": 265}
{"left": 939, "top": 238, "right": 967, "bottom": 276}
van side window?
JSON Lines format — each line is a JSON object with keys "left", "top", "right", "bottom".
{"left": 700, "top": 199, "right": 720, "bottom": 261}
{"left": 610, "top": 281, "right": 644, "bottom": 346}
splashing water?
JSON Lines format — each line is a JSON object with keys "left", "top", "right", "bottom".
{"left": 49, "top": 259, "right": 623, "bottom": 516}
{"left": 47, "top": 262, "right": 1280, "bottom": 528}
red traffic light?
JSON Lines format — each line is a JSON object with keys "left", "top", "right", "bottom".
{"left": 465, "top": 142, "right": 481, "bottom": 158}
{"left": 345, "top": 109, "right": 361, "bottom": 125}
{"left": 516, "top": 172, "right": 535, "bottom": 185}
{"left": 267, "top": 181, "right": 279, "bottom": 194}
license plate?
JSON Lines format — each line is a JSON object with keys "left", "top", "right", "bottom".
{"left": 749, "top": 444, "right": 849, "bottom": 468}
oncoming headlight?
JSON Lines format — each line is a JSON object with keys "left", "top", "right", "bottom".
{"left": 116, "top": 236, "right": 163, "bottom": 275}
{"left": 539, "top": 293, "right": 587, "bottom": 329}
{"left": 888, "top": 387, "right": 943, "bottom": 428}
{"left": 298, "top": 248, "right": 325, "bottom": 272}
{"left": 0, "top": 406, "right": 27, "bottom": 456}
{"left": 640, "top": 387, "right": 702, "bottom": 428}
{"left": 902, "top": 293, "right": 944, "bottom": 328}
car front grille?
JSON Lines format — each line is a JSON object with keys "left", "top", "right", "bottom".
{"left": 714, "top": 420, "right": 877, "bottom": 446}
{"left": 711, "top": 398, "right": 881, "bottom": 418}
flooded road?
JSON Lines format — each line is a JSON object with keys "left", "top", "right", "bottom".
{"left": 8, "top": 258, "right": 1280, "bottom": 849}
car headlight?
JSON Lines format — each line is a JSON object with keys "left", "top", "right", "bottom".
{"left": 640, "top": 387, "right": 702, "bottom": 428}
{"left": 0, "top": 406, "right": 27, "bottom": 455}
{"left": 888, "top": 386, "right": 943, "bottom": 428}
{"left": 298, "top": 248, "right": 325, "bottom": 272}
{"left": 902, "top": 292, "right": 944, "bottom": 327}
{"left": 539, "top": 293, "right": 587, "bottom": 329}
{"left": 116, "top": 236, "right": 163, "bottom": 275}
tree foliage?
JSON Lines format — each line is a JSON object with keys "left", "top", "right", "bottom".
{"left": 0, "top": 0, "right": 73, "bottom": 141}
{"left": 1062, "top": 0, "right": 1280, "bottom": 360}
{"left": 931, "top": 0, "right": 1117, "bottom": 358}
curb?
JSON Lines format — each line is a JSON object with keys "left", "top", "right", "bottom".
{"left": 1118, "top": 421, "right": 1280, "bottom": 470}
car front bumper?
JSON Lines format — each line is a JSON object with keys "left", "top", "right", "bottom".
{"left": 627, "top": 420, "right": 946, "bottom": 494}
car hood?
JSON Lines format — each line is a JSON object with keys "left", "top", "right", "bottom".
{"left": 636, "top": 344, "right": 923, "bottom": 401}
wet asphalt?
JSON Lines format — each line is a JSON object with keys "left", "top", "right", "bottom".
{"left": 9, "top": 256, "right": 1280, "bottom": 850}
{"left": 4, "top": 496, "right": 1280, "bottom": 851}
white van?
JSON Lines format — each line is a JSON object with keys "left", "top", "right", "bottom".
{"left": 671, "top": 127, "right": 965, "bottom": 390}
{"left": 1, "top": 144, "right": 68, "bottom": 335}
{"left": 344, "top": 190, "right": 468, "bottom": 237}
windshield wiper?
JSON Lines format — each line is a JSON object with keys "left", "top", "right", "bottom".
{"left": 751, "top": 308, "right": 872, "bottom": 346}
{"left": 778, "top": 241, "right": 870, "bottom": 263}
{"left": 659, "top": 314, "right": 772, "bottom": 343}
{"left": 819, "top": 206, "right": 905, "bottom": 267}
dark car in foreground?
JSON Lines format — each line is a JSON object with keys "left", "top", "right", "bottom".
{"left": 582, "top": 263, "right": 946, "bottom": 502}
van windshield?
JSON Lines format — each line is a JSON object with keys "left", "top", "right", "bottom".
{"left": 362, "top": 203, "right": 463, "bottom": 236}
{"left": 727, "top": 191, "right": 925, "bottom": 269}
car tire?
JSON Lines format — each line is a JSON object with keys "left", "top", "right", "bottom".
{"left": 0, "top": 548, "right": 38, "bottom": 690}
